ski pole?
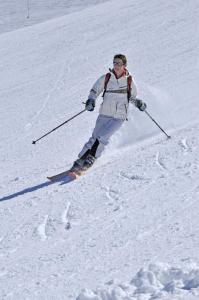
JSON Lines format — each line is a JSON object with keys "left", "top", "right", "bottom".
{"left": 32, "top": 109, "right": 86, "bottom": 145}
{"left": 144, "top": 110, "right": 171, "bottom": 139}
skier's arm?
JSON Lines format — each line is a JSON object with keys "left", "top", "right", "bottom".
{"left": 85, "top": 75, "right": 106, "bottom": 111}
{"left": 130, "top": 80, "right": 137, "bottom": 100}
{"left": 129, "top": 81, "right": 147, "bottom": 111}
{"left": 88, "top": 75, "right": 106, "bottom": 101}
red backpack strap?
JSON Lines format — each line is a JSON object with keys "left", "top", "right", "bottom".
{"left": 127, "top": 75, "right": 132, "bottom": 101}
{"left": 102, "top": 72, "right": 111, "bottom": 97}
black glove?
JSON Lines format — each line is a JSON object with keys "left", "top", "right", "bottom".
{"left": 85, "top": 99, "right": 95, "bottom": 111}
{"left": 134, "top": 98, "right": 147, "bottom": 111}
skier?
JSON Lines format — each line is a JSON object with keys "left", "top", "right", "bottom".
{"left": 72, "top": 54, "right": 147, "bottom": 171}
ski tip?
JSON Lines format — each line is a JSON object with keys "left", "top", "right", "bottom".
{"left": 47, "top": 176, "right": 54, "bottom": 182}
{"left": 47, "top": 172, "right": 77, "bottom": 182}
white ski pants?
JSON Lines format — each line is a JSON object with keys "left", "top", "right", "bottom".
{"left": 78, "top": 114, "right": 124, "bottom": 159}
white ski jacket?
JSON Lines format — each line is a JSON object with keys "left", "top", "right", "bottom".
{"left": 88, "top": 70, "right": 137, "bottom": 120}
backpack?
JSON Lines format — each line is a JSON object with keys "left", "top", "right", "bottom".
{"left": 102, "top": 72, "right": 132, "bottom": 101}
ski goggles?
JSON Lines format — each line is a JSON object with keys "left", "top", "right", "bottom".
{"left": 113, "top": 60, "right": 124, "bottom": 66}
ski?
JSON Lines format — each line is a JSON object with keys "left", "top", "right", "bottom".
{"left": 47, "top": 170, "right": 77, "bottom": 182}
{"left": 47, "top": 167, "right": 88, "bottom": 182}
{"left": 47, "top": 170, "right": 73, "bottom": 182}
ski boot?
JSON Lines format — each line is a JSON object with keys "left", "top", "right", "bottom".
{"left": 83, "top": 154, "right": 96, "bottom": 170}
{"left": 70, "top": 158, "right": 85, "bottom": 175}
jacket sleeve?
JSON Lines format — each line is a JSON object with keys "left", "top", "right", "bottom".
{"left": 88, "top": 75, "right": 106, "bottom": 101}
{"left": 129, "top": 79, "right": 138, "bottom": 105}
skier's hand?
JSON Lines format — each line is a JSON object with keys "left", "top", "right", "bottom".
{"left": 134, "top": 98, "right": 147, "bottom": 111}
{"left": 85, "top": 99, "right": 95, "bottom": 111}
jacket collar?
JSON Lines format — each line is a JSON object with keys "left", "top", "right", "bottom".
{"left": 109, "top": 68, "right": 129, "bottom": 79}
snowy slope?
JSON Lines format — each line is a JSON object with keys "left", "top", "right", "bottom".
{"left": 0, "top": 0, "right": 199, "bottom": 299}
{"left": 0, "top": 0, "right": 109, "bottom": 34}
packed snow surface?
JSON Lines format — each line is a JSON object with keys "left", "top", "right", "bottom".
{"left": 77, "top": 263, "right": 199, "bottom": 300}
{"left": 0, "top": 0, "right": 199, "bottom": 299}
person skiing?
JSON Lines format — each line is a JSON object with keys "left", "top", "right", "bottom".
{"left": 72, "top": 54, "right": 147, "bottom": 171}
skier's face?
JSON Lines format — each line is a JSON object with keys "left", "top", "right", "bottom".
{"left": 113, "top": 59, "right": 126, "bottom": 76}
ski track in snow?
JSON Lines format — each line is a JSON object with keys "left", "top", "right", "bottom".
{"left": 119, "top": 171, "right": 150, "bottom": 182}
{"left": 0, "top": 122, "right": 199, "bottom": 299}
{"left": 25, "top": 60, "right": 69, "bottom": 130}
{"left": 155, "top": 150, "right": 167, "bottom": 171}
{"left": 75, "top": 127, "right": 199, "bottom": 299}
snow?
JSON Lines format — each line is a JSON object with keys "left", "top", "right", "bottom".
{"left": 0, "top": 0, "right": 199, "bottom": 299}
{"left": 77, "top": 263, "right": 199, "bottom": 300}
{"left": 0, "top": 0, "right": 109, "bottom": 34}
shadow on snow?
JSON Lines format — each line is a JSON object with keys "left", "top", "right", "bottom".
{"left": 0, "top": 176, "right": 75, "bottom": 202}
